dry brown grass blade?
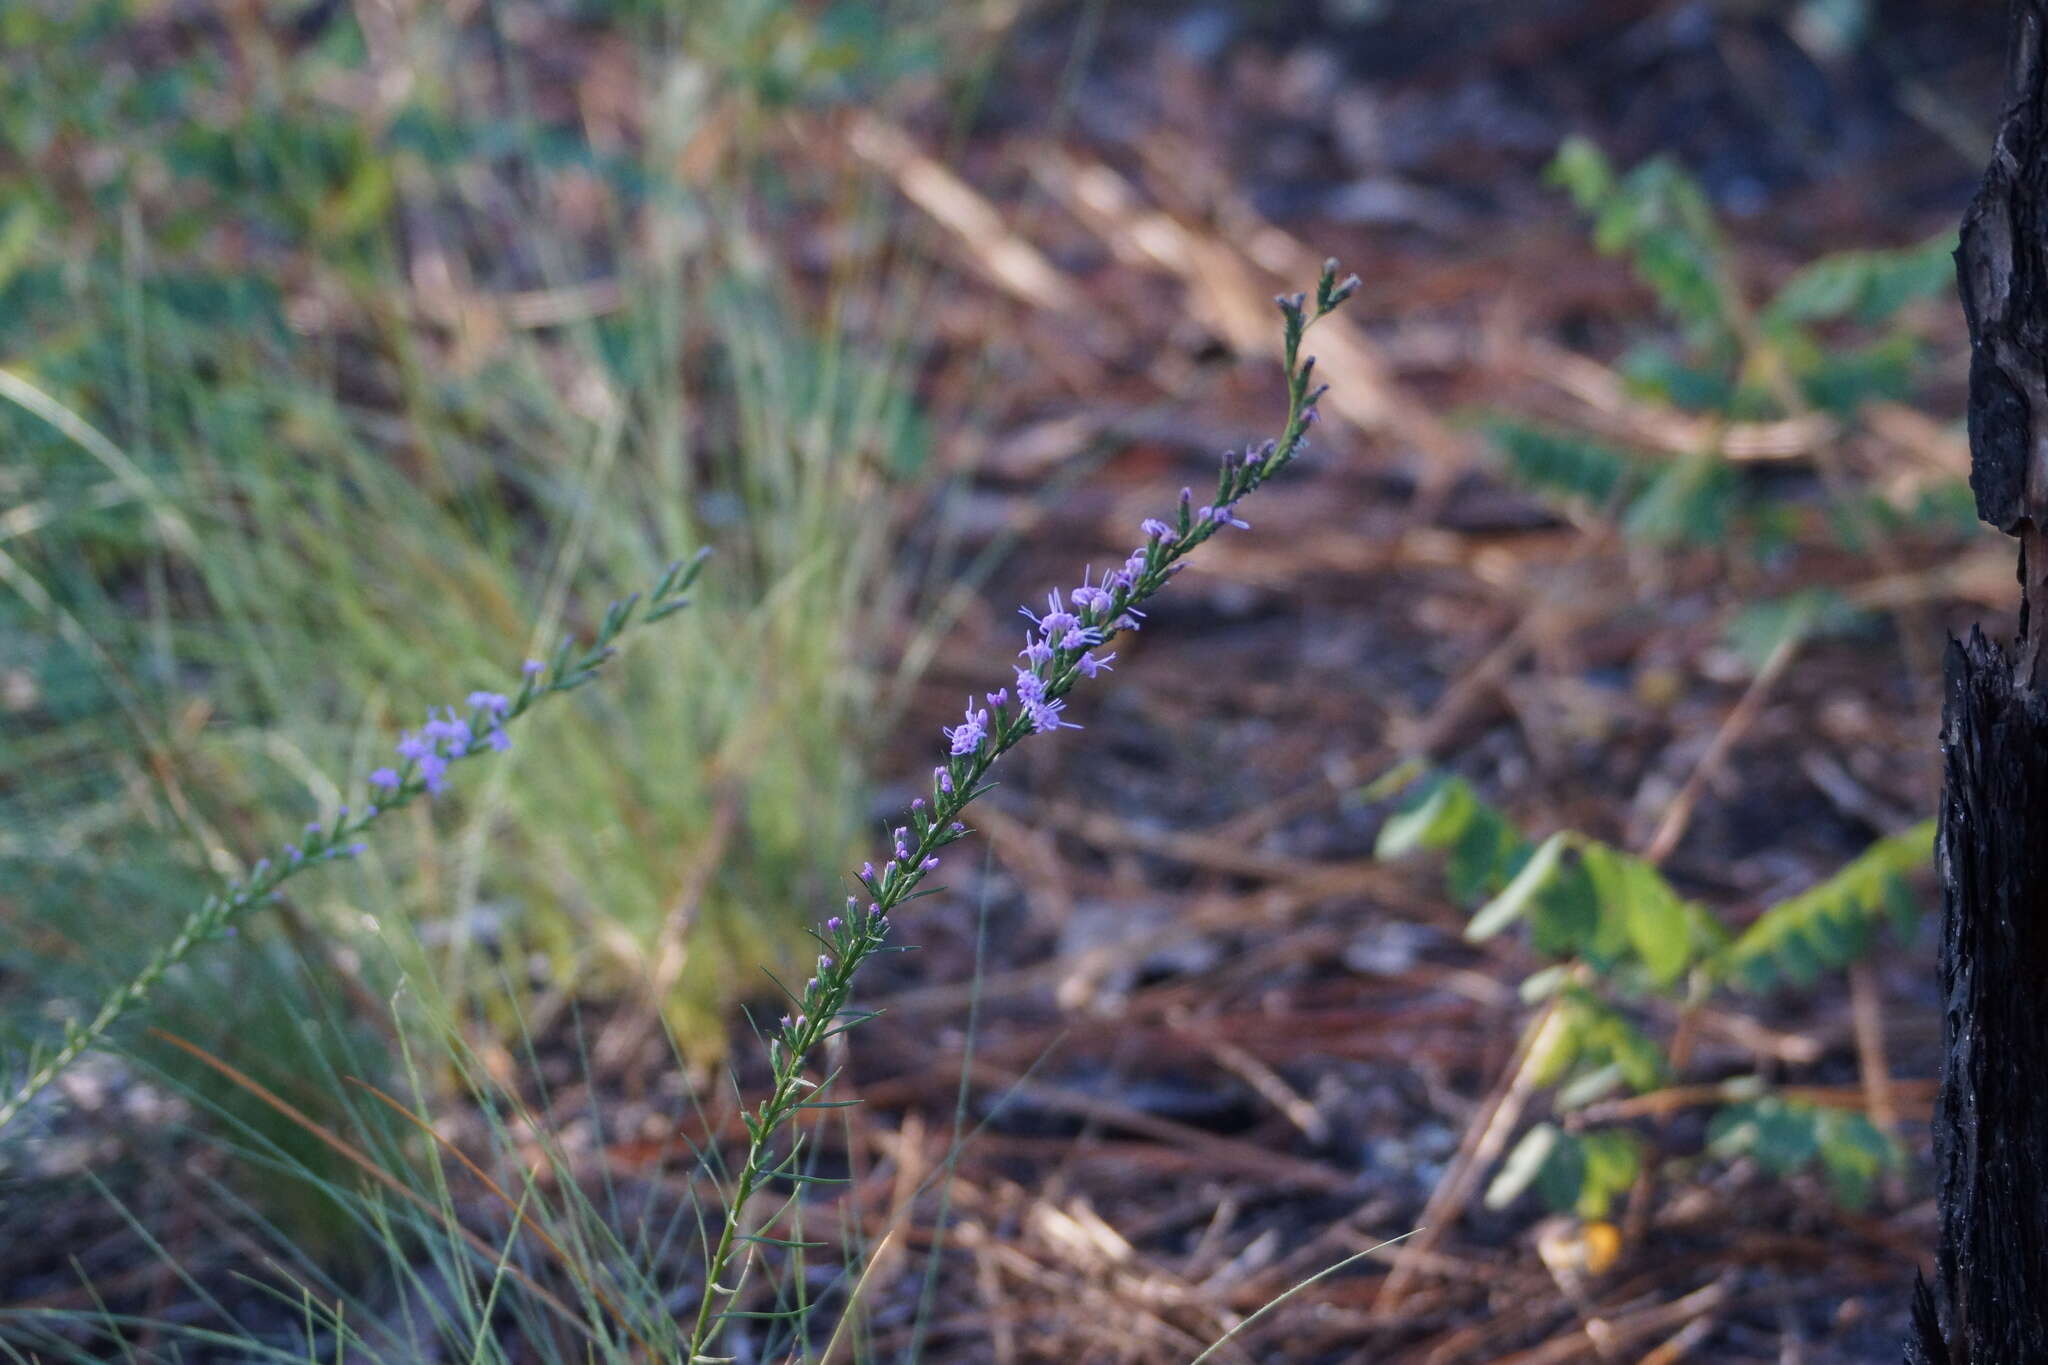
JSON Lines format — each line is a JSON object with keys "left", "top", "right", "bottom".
{"left": 1515, "top": 336, "right": 1840, "bottom": 461}
{"left": 1375, "top": 993, "right": 1567, "bottom": 1312}
{"left": 1029, "top": 148, "right": 1471, "bottom": 475}
{"left": 1487, "top": 1277, "right": 1731, "bottom": 1365}
{"left": 846, "top": 113, "right": 1086, "bottom": 317}
{"left": 142, "top": 1028, "right": 599, "bottom": 1347}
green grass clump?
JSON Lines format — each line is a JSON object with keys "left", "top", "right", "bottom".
{"left": 0, "top": 0, "right": 959, "bottom": 1249}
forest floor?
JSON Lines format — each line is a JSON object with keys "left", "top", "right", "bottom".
{"left": 3, "top": 1, "right": 2014, "bottom": 1360}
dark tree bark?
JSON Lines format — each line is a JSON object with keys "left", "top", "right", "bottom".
{"left": 1909, "top": 4, "right": 2048, "bottom": 1361}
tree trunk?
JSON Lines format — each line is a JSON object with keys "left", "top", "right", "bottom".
{"left": 1909, "top": 4, "right": 2048, "bottom": 1361}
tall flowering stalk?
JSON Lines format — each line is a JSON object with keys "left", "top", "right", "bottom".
{"left": 0, "top": 553, "right": 709, "bottom": 1135}
{"left": 684, "top": 263, "right": 1358, "bottom": 1359}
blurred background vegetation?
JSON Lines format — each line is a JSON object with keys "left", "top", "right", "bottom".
{"left": 0, "top": 0, "right": 2016, "bottom": 1360}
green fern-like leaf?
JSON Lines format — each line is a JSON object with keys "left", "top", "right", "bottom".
{"left": 1706, "top": 1095, "right": 1898, "bottom": 1209}
{"left": 1763, "top": 233, "right": 1957, "bottom": 329}
{"left": 1720, "top": 821, "right": 1934, "bottom": 993}
{"left": 1548, "top": 137, "right": 1733, "bottom": 345}
{"left": 1485, "top": 419, "right": 1645, "bottom": 511}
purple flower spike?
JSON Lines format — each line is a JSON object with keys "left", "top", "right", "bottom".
{"left": 370, "top": 766, "right": 401, "bottom": 792}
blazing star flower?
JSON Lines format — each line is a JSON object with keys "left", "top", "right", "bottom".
{"left": 523, "top": 659, "right": 545, "bottom": 676}
{"left": 944, "top": 698, "right": 990, "bottom": 756}
{"left": 1021, "top": 589, "right": 1088, "bottom": 650}
{"left": 697, "top": 266, "right": 1355, "bottom": 1365}
{"left": 422, "top": 709, "right": 473, "bottom": 751}
{"left": 1071, "top": 568, "right": 1115, "bottom": 615}
{"left": 1014, "top": 669, "right": 1078, "bottom": 733}
{"left": 369, "top": 766, "right": 400, "bottom": 790}
{"left": 467, "top": 691, "right": 511, "bottom": 718}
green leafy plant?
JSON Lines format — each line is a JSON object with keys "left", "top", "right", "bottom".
{"left": 1372, "top": 767, "right": 1923, "bottom": 1218}
{"left": 1490, "top": 138, "right": 1976, "bottom": 658}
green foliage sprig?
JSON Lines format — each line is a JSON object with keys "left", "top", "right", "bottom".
{"left": 682, "top": 263, "right": 1359, "bottom": 1363}
{"left": 1496, "top": 138, "right": 1975, "bottom": 660}
{"left": 1372, "top": 767, "right": 1924, "bottom": 1218}
{"left": 0, "top": 552, "right": 709, "bottom": 1136}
